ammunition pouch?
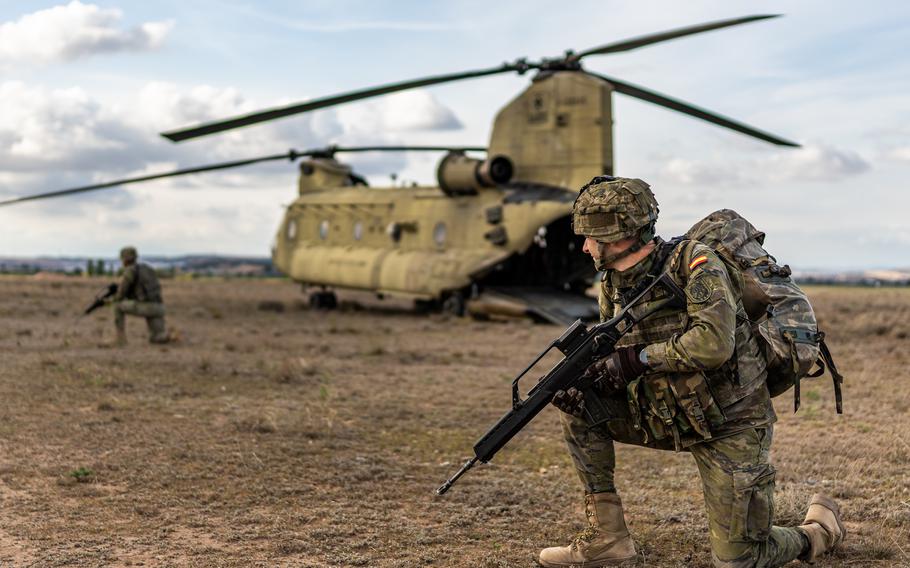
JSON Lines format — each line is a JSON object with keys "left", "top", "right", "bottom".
{"left": 626, "top": 371, "right": 725, "bottom": 450}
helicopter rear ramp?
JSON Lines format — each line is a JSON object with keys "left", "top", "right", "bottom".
{"left": 467, "top": 287, "right": 598, "bottom": 325}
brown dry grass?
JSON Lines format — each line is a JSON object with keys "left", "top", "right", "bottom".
{"left": 0, "top": 276, "right": 907, "bottom": 567}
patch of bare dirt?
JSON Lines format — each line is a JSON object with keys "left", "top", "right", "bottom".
{"left": 0, "top": 276, "right": 906, "bottom": 566}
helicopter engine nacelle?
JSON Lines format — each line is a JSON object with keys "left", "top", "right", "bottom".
{"left": 436, "top": 152, "right": 513, "bottom": 196}
{"left": 298, "top": 158, "right": 359, "bottom": 194}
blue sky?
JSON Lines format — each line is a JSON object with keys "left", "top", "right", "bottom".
{"left": 0, "top": 0, "right": 908, "bottom": 269}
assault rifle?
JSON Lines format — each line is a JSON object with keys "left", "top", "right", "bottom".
{"left": 436, "top": 272, "right": 686, "bottom": 495}
{"left": 81, "top": 283, "right": 118, "bottom": 317}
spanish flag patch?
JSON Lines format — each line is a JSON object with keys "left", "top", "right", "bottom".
{"left": 688, "top": 255, "right": 708, "bottom": 271}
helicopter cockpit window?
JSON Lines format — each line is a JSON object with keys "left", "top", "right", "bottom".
{"left": 319, "top": 220, "right": 330, "bottom": 240}
{"left": 433, "top": 222, "right": 447, "bottom": 247}
{"left": 353, "top": 221, "right": 364, "bottom": 241}
{"left": 286, "top": 219, "right": 298, "bottom": 241}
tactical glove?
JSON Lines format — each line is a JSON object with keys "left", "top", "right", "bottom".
{"left": 552, "top": 387, "right": 585, "bottom": 417}
{"left": 584, "top": 346, "right": 647, "bottom": 393}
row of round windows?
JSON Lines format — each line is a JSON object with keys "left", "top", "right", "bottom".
{"left": 286, "top": 219, "right": 448, "bottom": 246}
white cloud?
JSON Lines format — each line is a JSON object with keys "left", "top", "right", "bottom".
{"left": 660, "top": 143, "right": 870, "bottom": 187}
{"left": 0, "top": 1, "right": 173, "bottom": 65}
{"left": 135, "top": 83, "right": 252, "bottom": 131}
{"left": 0, "top": 81, "right": 129, "bottom": 171}
{"left": 0, "top": 80, "right": 295, "bottom": 201}
{"left": 222, "top": 4, "right": 466, "bottom": 34}
{"left": 336, "top": 90, "right": 462, "bottom": 134}
{"left": 0, "top": 79, "right": 469, "bottom": 254}
{"left": 0, "top": 80, "right": 466, "bottom": 204}
{"left": 663, "top": 158, "right": 735, "bottom": 187}
{"left": 886, "top": 147, "right": 910, "bottom": 162}
{"left": 763, "top": 144, "right": 870, "bottom": 182}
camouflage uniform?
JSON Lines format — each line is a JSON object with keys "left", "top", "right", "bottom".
{"left": 112, "top": 253, "right": 169, "bottom": 344}
{"left": 562, "top": 177, "right": 808, "bottom": 567}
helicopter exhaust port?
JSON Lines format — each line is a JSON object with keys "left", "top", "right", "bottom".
{"left": 437, "top": 152, "right": 513, "bottom": 196}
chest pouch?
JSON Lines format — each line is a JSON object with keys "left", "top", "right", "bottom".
{"left": 627, "top": 371, "right": 726, "bottom": 450}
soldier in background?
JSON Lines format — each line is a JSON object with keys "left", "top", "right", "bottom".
{"left": 109, "top": 246, "right": 171, "bottom": 346}
{"left": 539, "top": 177, "right": 845, "bottom": 568}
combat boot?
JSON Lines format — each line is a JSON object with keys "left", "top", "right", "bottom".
{"left": 148, "top": 317, "right": 170, "bottom": 344}
{"left": 149, "top": 332, "right": 171, "bottom": 344}
{"left": 798, "top": 493, "right": 845, "bottom": 563}
{"left": 539, "top": 492, "right": 637, "bottom": 567}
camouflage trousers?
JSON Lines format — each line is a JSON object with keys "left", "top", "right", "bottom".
{"left": 113, "top": 300, "right": 168, "bottom": 343}
{"left": 561, "top": 412, "right": 807, "bottom": 567}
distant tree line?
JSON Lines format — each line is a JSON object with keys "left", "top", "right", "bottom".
{"left": 85, "top": 259, "right": 112, "bottom": 276}
{"left": 0, "top": 261, "right": 177, "bottom": 278}
{"left": 796, "top": 277, "right": 909, "bottom": 287}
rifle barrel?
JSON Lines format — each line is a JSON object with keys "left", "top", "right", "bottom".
{"left": 436, "top": 457, "right": 478, "bottom": 495}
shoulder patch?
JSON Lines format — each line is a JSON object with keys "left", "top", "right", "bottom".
{"left": 686, "top": 278, "right": 713, "bottom": 303}
{"left": 688, "top": 255, "right": 708, "bottom": 271}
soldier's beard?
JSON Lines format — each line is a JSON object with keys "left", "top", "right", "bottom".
{"left": 594, "top": 241, "right": 637, "bottom": 272}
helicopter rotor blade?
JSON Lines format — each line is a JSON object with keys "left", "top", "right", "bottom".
{"left": 161, "top": 64, "right": 530, "bottom": 142}
{"left": 0, "top": 151, "right": 300, "bottom": 207}
{"left": 590, "top": 72, "right": 799, "bottom": 147}
{"left": 159, "top": 16, "right": 788, "bottom": 144}
{"left": 572, "top": 14, "right": 780, "bottom": 59}
{"left": 0, "top": 145, "right": 487, "bottom": 207}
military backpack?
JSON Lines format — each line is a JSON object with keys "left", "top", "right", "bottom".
{"left": 134, "top": 263, "right": 163, "bottom": 303}
{"left": 685, "top": 209, "right": 844, "bottom": 413}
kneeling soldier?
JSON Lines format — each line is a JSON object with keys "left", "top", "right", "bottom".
{"left": 540, "top": 177, "right": 845, "bottom": 567}
{"left": 110, "top": 246, "right": 171, "bottom": 346}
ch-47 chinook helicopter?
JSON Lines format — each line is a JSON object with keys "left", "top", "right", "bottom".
{"left": 1, "top": 15, "right": 799, "bottom": 324}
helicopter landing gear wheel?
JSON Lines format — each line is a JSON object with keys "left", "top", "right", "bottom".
{"left": 309, "top": 291, "right": 338, "bottom": 310}
{"left": 441, "top": 292, "right": 465, "bottom": 317}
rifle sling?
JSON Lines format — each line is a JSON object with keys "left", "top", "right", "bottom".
{"left": 616, "top": 237, "right": 684, "bottom": 308}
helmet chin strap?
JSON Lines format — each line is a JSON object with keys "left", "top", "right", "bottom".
{"left": 594, "top": 223, "right": 656, "bottom": 272}
{"left": 594, "top": 240, "right": 643, "bottom": 272}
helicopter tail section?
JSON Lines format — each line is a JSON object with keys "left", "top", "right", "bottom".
{"left": 488, "top": 71, "right": 614, "bottom": 191}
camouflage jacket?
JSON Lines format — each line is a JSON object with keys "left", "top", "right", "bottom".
{"left": 599, "top": 238, "right": 774, "bottom": 448}
{"left": 113, "top": 263, "right": 163, "bottom": 304}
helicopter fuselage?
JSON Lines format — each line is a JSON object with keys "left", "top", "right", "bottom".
{"left": 271, "top": 70, "right": 617, "bottom": 310}
{"left": 271, "top": 181, "right": 593, "bottom": 302}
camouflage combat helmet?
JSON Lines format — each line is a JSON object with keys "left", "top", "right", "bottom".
{"left": 119, "top": 246, "right": 138, "bottom": 263}
{"left": 573, "top": 176, "right": 659, "bottom": 268}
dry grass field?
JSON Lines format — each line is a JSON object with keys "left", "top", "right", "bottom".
{"left": 0, "top": 275, "right": 907, "bottom": 567}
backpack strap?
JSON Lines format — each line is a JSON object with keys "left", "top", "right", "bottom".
{"left": 667, "top": 237, "right": 694, "bottom": 279}
{"left": 781, "top": 327, "right": 821, "bottom": 413}
{"left": 657, "top": 236, "right": 688, "bottom": 276}
{"left": 801, "top": 331, "right": 844, "bottom": 415}
{"left": 783, "top": 332, "right": 803, "bottom": 412}
{"left": 816, "top": 332, "right": 844, "bottom": 414}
